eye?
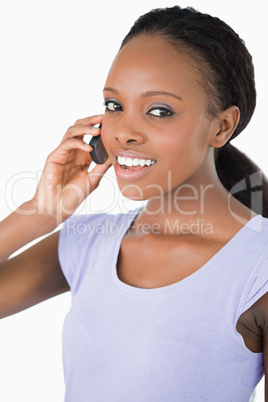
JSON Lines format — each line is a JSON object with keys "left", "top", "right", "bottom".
{"left": 104, "top": 100, "right": 123, "bottom": 113}
{"left": 146, "top": 106, "right": 174, "bottom": 118}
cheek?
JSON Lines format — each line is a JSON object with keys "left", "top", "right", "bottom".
{"left": 100, "top": 119, "right": 113, "bottom": 155}
{"left": 159, "top": 124, "right": 205, "bottom": 163}
{"left": 154, "top": 125, "right": 208, "bottom": 185}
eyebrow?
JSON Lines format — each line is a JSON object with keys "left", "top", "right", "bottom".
{"left": 103, "top": 87, "right": 119, "bottom": 95}
{"left": 103, "top": 87, "right": 182, "bottom": 101}
{"left": 142, "top": 91, "right": 182, "bottom": 102}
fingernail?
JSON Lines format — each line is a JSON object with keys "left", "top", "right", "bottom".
{"left": 92, "top": 124, "right": 101, "bottom": 129}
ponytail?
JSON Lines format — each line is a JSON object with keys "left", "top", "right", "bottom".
{"left": 215, "top": 144, "right": 268, "bottom": 217}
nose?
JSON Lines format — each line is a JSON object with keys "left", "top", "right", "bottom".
{"left": 114, "top": 118, "right": 146, "bottom": 145}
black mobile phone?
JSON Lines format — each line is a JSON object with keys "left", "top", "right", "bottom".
{"left": 89, "top": 125, "right": 108, "bottom": 164}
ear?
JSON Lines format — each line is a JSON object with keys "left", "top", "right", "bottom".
{"left": 209, "top": 106, "right": 240, "bottom": 148}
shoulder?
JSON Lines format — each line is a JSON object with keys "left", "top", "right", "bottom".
{"left": 236, "top": 216, "right": 268, "bottom": 353}
{"left": 240, "top": 215, "right": 268, "bottom": 264}
{"left": 236, "top": 215, "right": 268, "bottom": 316}
{"left": 59, "top": 208, "right": 140, "bottom": 242}
{"left": 57, "top": 208, "right": 140, "bottom": 289}
{"left": 245, "top": 214, "right": 268, "bottom": 240}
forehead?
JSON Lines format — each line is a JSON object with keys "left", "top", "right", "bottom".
{"left": 105, "top": 34, "right": 203, "bottom": 97}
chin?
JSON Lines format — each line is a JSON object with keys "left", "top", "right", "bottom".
{"left": 118, "top": 185, "right": 148, "bottom": 201}
{"left": 118, "top": 182, "right": 165, "bottom": 204}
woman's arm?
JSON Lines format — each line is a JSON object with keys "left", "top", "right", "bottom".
{"left": 258, "top": 293, "right": 268, "bottom": 402}
{"left": 0, "top": 231, "right": 67, "bottom": 318}
{"left": 265, "top": 332, "right": 268, "bottom": 402}
{"left": 238, "top": 292, "right": 268, "bottom": 401}
{"left": 0, "top": 115, "right": 111, "bottom": 318}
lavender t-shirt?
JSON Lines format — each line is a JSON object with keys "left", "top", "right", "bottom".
{"left": 58, "top": 210, "right": 268, "bottom": 401}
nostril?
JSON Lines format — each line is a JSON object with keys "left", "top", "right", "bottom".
{"left": 115, "top": 137, "right": 137, "bottom": 143}
{"left": 115, "top": 132, "right": 145, "bottom": 144}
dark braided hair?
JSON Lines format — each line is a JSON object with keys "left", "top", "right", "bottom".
{"left": 120, "top": 6, "right": 268, "bottom": 216}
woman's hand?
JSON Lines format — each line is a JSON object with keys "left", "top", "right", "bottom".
{"left": 0, "top": 116, "right": 111, "bottom": 314}
{"left": 32, "top": 114, "right": 111, "bottom": 228}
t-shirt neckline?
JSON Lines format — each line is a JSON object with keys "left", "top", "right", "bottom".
{"left": 111, "top": 211, "right": 262, "bottom": 295}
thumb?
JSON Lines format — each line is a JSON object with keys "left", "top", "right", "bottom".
{"left": 87, "top": 158, "right": 112, "bottom": 193}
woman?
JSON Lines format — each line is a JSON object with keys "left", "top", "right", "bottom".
{"left": 0, "top": 5, "right": 267, "bottom": 401}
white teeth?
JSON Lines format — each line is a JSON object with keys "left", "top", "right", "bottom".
{"left": 119, "top": 156, "right": 126, "bottom": 165}
{"left": 125, "top": 158, "right": 133, "bottom": 167}
{"left": 133, "top": 158, "right": 140, "bottom": 166}
{"left": 117, "top": 156, "right": 155, "bottom": 167}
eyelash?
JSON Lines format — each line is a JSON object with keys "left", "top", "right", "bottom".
{"left": 104, "top": 100, "right": 123, "bottom": 113}
{"left": 103, "top": 100, "right": 175, "bottom": 119}
{"left": 146, "top": 106, "right": 174, "bottom": 118}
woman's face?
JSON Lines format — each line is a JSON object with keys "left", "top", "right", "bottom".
{"left": 102, "top": 34, "right": 219, "bottom": 200}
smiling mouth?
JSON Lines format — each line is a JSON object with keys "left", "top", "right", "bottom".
{"left": 117, "top": 156, "right": 156, "bottom": 171}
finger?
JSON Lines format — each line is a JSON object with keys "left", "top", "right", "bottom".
{"left": 87, "top": 158, "right": 112, "bottom": 191}
{"left": 47, "top": 138, "right": 93, "bottom": 164}
{"left": 74, "top": 114, "right": 103, "bottom": 127}
{"left": 61, "top": 124, "right": 101, "bottom": 143}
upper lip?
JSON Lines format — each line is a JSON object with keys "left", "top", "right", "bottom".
{"left": 113, "top": 149, "right": 156, "bottom": 161}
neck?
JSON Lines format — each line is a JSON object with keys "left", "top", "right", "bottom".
{"left": 131, "top": 149, "right": 253, "bottom": 237}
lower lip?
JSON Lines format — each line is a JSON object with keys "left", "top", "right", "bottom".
{"left": 114, "top": 161, "right": 155, "bottom": 181}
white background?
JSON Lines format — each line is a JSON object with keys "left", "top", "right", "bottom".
{"left": 0, "top": 0, "right": 266, "bottom": 400}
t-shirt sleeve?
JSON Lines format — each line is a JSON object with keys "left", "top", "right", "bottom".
{"left": 58, "top": 213, "right": 100, "bottom": 289}
{"left": 58, "top": 208, "right": 139, "bottom": 292}
{"left": 241, "top": 256, "right": 268, "bottom": 314}
{"left": 58, "top": 215, "right": 80, "bottom": 287}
